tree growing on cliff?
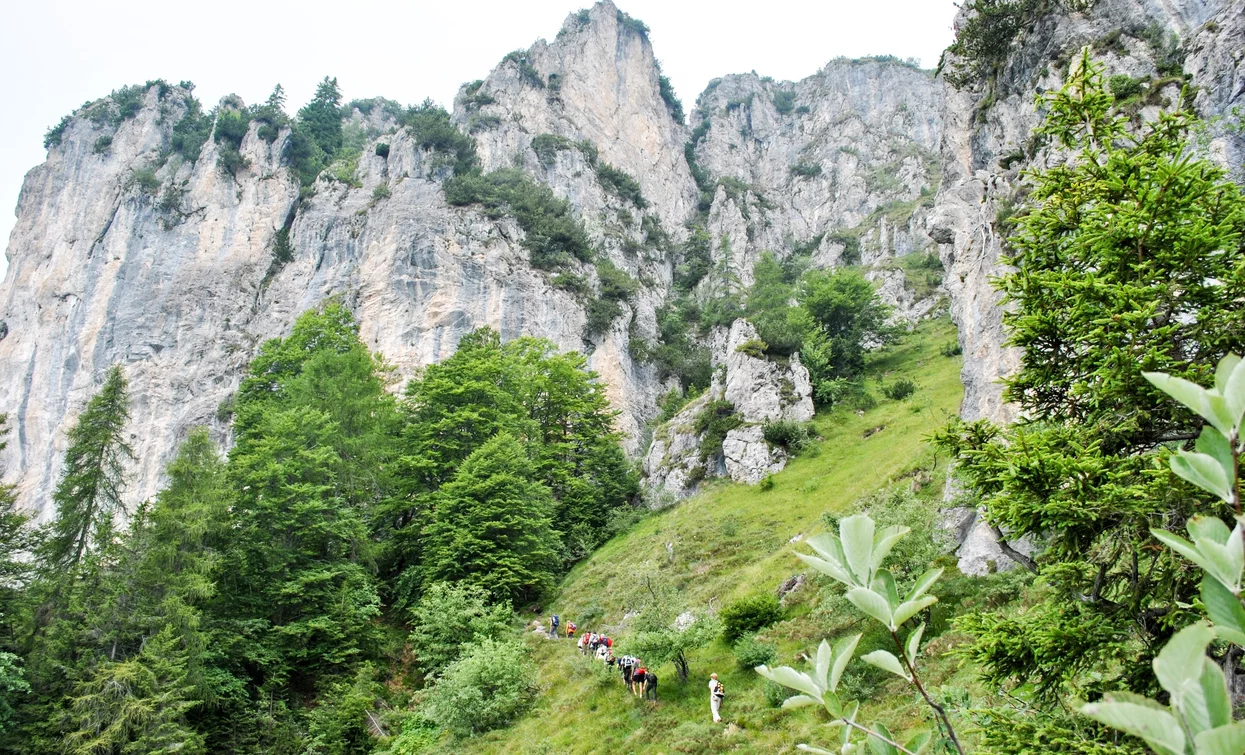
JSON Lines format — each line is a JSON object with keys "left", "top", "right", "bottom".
{"left": 43, "top": 366, "right": 133, "bottom": 570}
{"left": 297, "top": 76, "right": 344, "bottom": 159}
{"left": 933, "top": 53, "right": 1245, "bottom": 702}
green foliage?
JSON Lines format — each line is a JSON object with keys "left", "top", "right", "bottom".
{"left": 43, "top": 366, "right": 133, "bottom": 570}
{"left": 799, "top": 267, "right": 895, "bottom": 387}
{"left": 657, "top": 67, "right": 684, "bottom": 123}
{"left": 674, "top": 228, "right": 713, "bottom": 292}
{"left": 594, "top": 162, "right": 647, "bottom": 208}
{"left": 302, "top": 665, "right": 383, "bottom": 755}
{"left": 444, "top": 169, "right": 592, "bottom": 270}
{"left": 531, "top": 133, "right": 573, "bottom": 167}
{"left": 372, "top": 183, "right": 390, "bottom": 201}
{"left": 940, "top": 0, "right": 1041, "bottom": 89}
{"left": 171, "top": 97, "right": 213, "bottom": 163}
{"left": 745, "top": 252, "right": 809, "bottom": 356}
{"left": 423, "top": 639, "right": 537, "bottom": 737}
{"left": 761, "top": 419, "right": 814, "bottom": 453}
{"left": 502, "top": 50, "right": 545, "bottom": 89}
{"left": 401, "top": 100, "right": 479, "bottom": 176}
{"left": 297, "top": 76, "right": 344, "bottom": 158}
{"left": 694, "top": 399, "right": 743, "bottom": 462}
{"left": 375, "top": 142, "right": 390, "bottom": 158}
{"left": 939, "top": 340, "right": 963, "bottom": 357}
{"left": 408, "top": 582, "right": 512, "bottom": 677}
{"left": 773, "top": 90, "right": 797, "bottom": 115}
{"left": 91, "top": 135, "right": 112, "bottom": 154}
{"left": 1109, "top": 73, "right": 1145, "bottom": 102}
{"left": 44, "top": 116, "right": 72, "bottom": 149}
{"left": 789, "top": 161, "right": 822, "bottom": 178}
{"left": 735, "top": 338, "right": 767, "bottom": 358}
{"left": 881, "top": 378, "right": 917, "bottom": 401}
{"left": 934, "top": 55, "right": 1245, "bottom": 707}
{"left": 615, "top": 9, "right": 649, "bottom": 37}
{"left": 720, "top": 594, "right": 782, "bottom": 644}
{"left": 270, "top": 228, "right": 294, "bottom": 265}
{"left": 732, "top": 636, "right": 777, "bottom": 670}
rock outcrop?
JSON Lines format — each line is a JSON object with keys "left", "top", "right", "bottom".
{"left": 642, "top": 319, "right": 813, "bottom": 501}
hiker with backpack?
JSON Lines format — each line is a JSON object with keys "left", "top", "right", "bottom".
{"left": 566, "top": 621, "right": 577, "bottom": 639}
{"left": 549, "top": 614, "right": 559, "bottom": 639}
{"left": 631, "top": 665, "right": 647, "bottom": 697}
{"left": 642, "top": 671, "right": 658, "bottom": 701}
{"left": 709, "top": 673, "right": 725, "bottom": 722}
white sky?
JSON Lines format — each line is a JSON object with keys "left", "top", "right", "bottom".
{"left": 0, "top": 0, "right": 958, "bottom": 275}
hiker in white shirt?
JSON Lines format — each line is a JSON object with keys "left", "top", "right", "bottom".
{"left": 709, "top": 673, "right": 725, "bottom": 722}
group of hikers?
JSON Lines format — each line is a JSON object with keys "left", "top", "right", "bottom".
{"left": 548, "top": 615, "right": 726, "bottom": 719}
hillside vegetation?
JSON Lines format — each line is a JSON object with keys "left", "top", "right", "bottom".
{"left": 445, "top": 317, "right": 988, "bottom": 754}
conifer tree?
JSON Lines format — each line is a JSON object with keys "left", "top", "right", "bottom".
{"left": 421, "top": 432, "right": 560, "bottom": 606}
{"left": 297, "top": 76, "right": 343, "bottom": 159}
{"left": 45, "top": 366, "right": 133, "bottom": 570}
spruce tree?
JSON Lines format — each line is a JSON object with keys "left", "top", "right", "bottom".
{"left": 296, "top": 76, "right": 343, "bottom": 159}
{"left": 934, "top": 54, "right": 1245, "bottom": 700}
{"left": 421, "top": 432, "right": 560, "bottom": 606}
{"left": 45, "top": 366, "right": 133, "bottom": 570}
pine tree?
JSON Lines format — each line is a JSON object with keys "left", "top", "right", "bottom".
{"left": 45, "top": 366, "right": 133, "bottom": 570}
{"left": 421, "top": 433, "right": 560, "bottom": 606}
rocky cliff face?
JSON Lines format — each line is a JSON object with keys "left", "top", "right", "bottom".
{"left": 928, "top": 0, "right": 1245, "bottom": 572}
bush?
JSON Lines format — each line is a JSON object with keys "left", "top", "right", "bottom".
{"left": 92, "top": 134, "right": 112, "bottom": 154}
{"left": 1109, "top": 73, "right": 1145, "bottom": 102}
{"left": 423, "top": 639, "right": 537, "bottom": 737}
{"left": 694, "top": 399, "right": 742, "bottom": 461}
{"left": 375, "top": 142, "right": 390, "bottom": 158}
{"left": 372, "top": 184, "right": 391, "bottom": 201}
{"left": 595, "top": 260, "right": 638, "bottom": 301}
{"left": 881, "top": 377, "right": 917, "bottom": 401}
{"left": 720, "top": 594, "right": 782, "bottom": 644}
{"left": 735, "top": 338, "right": 767, "bottom": 359}
{"left": 790, "top": 161, "right": 822, "bottom": 178}
{"left": 940, "top": 340, "right": 963, "bottom": 357}
{"left": 773, "top": 90, "right": 797, "bottom": 115}
{"left": 761, "top": 419, "right": 813, "bottom": 453}
{"left": 216, "top": 146, "right": 249, "bottom": 177}
{"left": 501, "top": 50, "right": 544, "bottom": 89}
{"left": 402, "top": 100, "right": 478, "bottom": 175}
{"left": 408, "top": 582, "right": 511, "bottom": 677}
{"left": 444, "top": 169, "right": 592, "bottom": 270}
{"left": 584, "top": 297, "right": 622, "bottom": 337}
{"left": 595, "top": 163, "right": 647, "bottom": 208}
{"left": 44, "top": 116, "right": 73, "bottom": 149}
{"left": 271, "top": 229, "right": 294, "bottom": 266}
{"left": 127, "top": 168, "right": 160, "bottom": 195}
{"left": 733, "top": 635, "right": 777, "bottom": 670}
{"left": 656, "top": 387, "right": 696, "bottom": 423}
{"left": 940, "top": 0, "right": 1038, "bottom": 89}
{"left": 657, "top": 70, "right": 684, "bottom": 123}
{"left": 759, "top": 474, "right": 775, "bottom": 491}
{"left": 531, "top": 133, "right": 573, "bottom": 167}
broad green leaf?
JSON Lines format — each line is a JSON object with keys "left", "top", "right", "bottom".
{"left": 1215, "top": 354, "right": 1241, "bottom": 395}
{"left": 781, "top": 694, "right": 822, "bottom": 709}
{"left": 1154, "top": 623, "right": 1216, "bottom": 711}
{"left": 862, "top": 649, "right": 910, "bottom": 680}
{"left": 1081, "top": 701, "right": 1186, "bottom": 755}
{"left": 756, "top": 665, "right": 823, "bottom": 698}
{"left": 872, "top": 569, "right": 900, "bottom": 609}
{"left": 1196, "top": 426, "right": 1236, "bottom": 480}
{"left": 1202, "top": 575, "right": 1245, "bottom": 644}
{"left": 1146, "top": 372, "right": 1216, "bottom": 425}
{"left": 840, "top": 515, "right": 876, "bottom": 585}
{"left": 831, "top": 634, "right": 862, "bottom": 691}
{"left": 848, "top": 587, "right": 894, "bottom": 628}
{"left": 823, "top": 689, "right": 843, "bottom": 717}
{"left": 1155, "top": 528, "right": 1239, "bottom": 588}
{"left": 906, "top": 567, "right": 944, "bottom": 603}
{"left": 806, "top": 532, "right": 848, "bottom": 568}
{"left": 814, "top": 639, "right": 832, "bottom": 689}
{"left": 1224, "top": 354, "right": 1245, "bottom": 429}
{"left": 868, "top": 723, "right": 897, "bottom": 755}
{"left": 871, "top": 525, "right": 909, "bottom": 571}
{"left": 905, "top": 731, "right": 933, "bottom": 754}
{"left": 1187, "top": 656, "right": 1231, "bottom": 733}
{"left": 796, "top": 552, "right": 855, "bottom": 587}
{"left": 893, "top": 596, "right": 938, "bottom": 628}
{"left": 1190, "top": 516, "right": 1234, "bottom": 547}
{"left": 1194, "top": 720, "right": 1245, "bottom": 755}
{"left": 1171, "top": 452, "right": 1235, "bottom": 503}
{"left": 906, "top": 623, "right": 926, "bottom": 665}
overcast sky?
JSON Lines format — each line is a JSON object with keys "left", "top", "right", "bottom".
{"left": 0, "top": 0, "right": 958, "bottom": 275}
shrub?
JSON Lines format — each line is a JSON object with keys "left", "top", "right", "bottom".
{"left": 694, "top": 399, "right": 742, "bottom": 461}
{"left": 829, "top": 232, "right": 862, "bottom": 265}
{"left": 127, "top": 168, "right": 160, "bottom": 195}
{"left": 595, "top": 163, "right": 647, "bottom": 208}
{"left": 402, "top": 100, "right": 478, "bottom": 175}
{"left": 171, "top": 98, "right": 213, "bottom": 162}
{"left": 531, "top": 133, "right": 573, "bottom": 167}
{"left": 444, "top": 169, "right": 592, "bottom": 270}
{"left": 423, "top": 639, "right": 537, "bottom": 737}
{"left": 501, "top": 50, "right": 544, "bottom": 89}
{"left": 1109, "top": 73, "right": 1144, "bottom": 102}
{"left": 92, "top": 135, "right": 113, "bottom": 155}
{"left": 616, "top": 9, "right": 649, "bottom": 37}
{"left": 940, "top": 0, "right": 1037, "bottom": 89}
{"left": 759, "top": 473, "right": 775, "bottom": 491}
{"left": 372, "top": 184, "right": 391, "bottom": 201}
{"left": 657, "top": 71, "right": 684, "bottom": 123}
{"left": 881, "top": 377, "right": 917, "bottom": 400}
{"left": 674, "top": 228, "right": 712, "bottom": 291}
{"left": 940, "top": 340, "right": 963, "bottom": 357}
{"left": 271, "top": 229, "right": 294, "bottom": 265}
{"left": 584, "top": 297, "right": 622, "bottom": 337}
{"left": 733, "top": 635, "right": 777, "bottom": 670}
{"left": 44, "top": 116, "right": 73, "bottom": 149}
{"left": 720, "top": 593, "right": 782, "bottom": 644}
{"left": 735, "top": 338, "right": 767, "bottom": 359}
{"left": 407, "top": 582, "right": 512, "bottom": 676}
{"left": 595, "top": 260, "right": 637, "bottom": 301}
{"left": 761, "top": 419, "right": 813, "bottom": 453}
{"left": 773, "top": 90, "right": 797, "bottom": 115}
{"left": 656, "top": 387, "right": 695, "bottom": 423}
{"left": 375, "top": 142, "right": 390, "bottom": 158}
{"left": 216, "top": 146, "right": 249, "bottom": 178}
{"left": 789, "top": 161, "right": 821, "bottom": 178}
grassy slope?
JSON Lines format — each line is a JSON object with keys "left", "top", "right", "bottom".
{"left": 444, "top": 318, "right": 971, "bottom": 754}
